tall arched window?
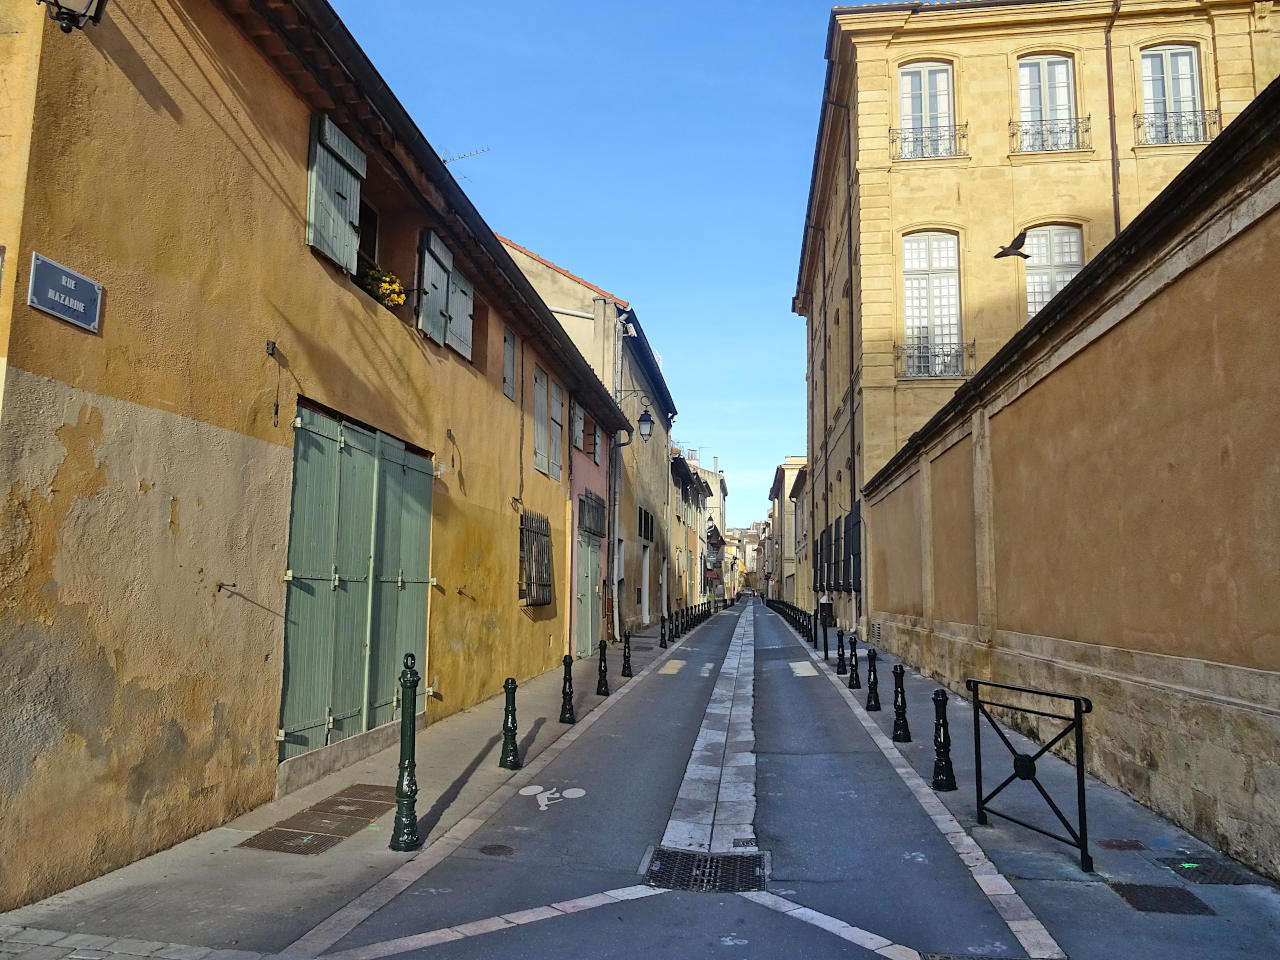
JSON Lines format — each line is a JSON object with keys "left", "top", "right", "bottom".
{"left": 902, "top": 231, "right": 963, "bottom": 377}
{"left": 1015, "top": 55, "right": 1083, "bottom": 151}
{"left": 1139, "top": 45, "right": 1213, "bottom": 144}
{"left": 1024, "top": 224, "right": 1083, "bottom": 317}
{"left": 898, "top": 62, "right": 958, "bottom": 158}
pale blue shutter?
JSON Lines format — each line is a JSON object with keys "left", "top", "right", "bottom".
{"left": 571, "top": 401, "right": 584, "bottom": 450}
{"left": 549, "top": 382, "right": 563, "bottom": 480}
{"left": 307, "top": 116, "right": 365, "bottom": 273}
{"left": 445, "top": 269, "right": 474, "bottom": 360}
{"left": 533, "top": 366, "right": 548, "bottom": 474}
{"left": 503, "top": 327, "right": 516, "bottom": 399}
{"left": 418, "top": 231, "right": 451, "bottom": 344}
{"left": 594, "top": 425, "right": 602, "bottom": 465}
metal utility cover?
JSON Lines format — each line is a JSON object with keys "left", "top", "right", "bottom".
{"left": 274, "top": 809, "right": 371, "bottom": 838}
{"left": 1109, "top": 883, "right": 1215, "bottom": 914}
{"left": 337, "top": 783, "right": 398, "bottom": 803}
{"left": 310, "top": 795, "right": 395, "bottom": 819}
{"left": 1157, "top": 857, "right": 1259, "bottom": 885}
{"left": 238, "top": 829, "right": 345, "bottom": 855}
{"left": 645, "top": 848, "right": 766, "bottom": 892}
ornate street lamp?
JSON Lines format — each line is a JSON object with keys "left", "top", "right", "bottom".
{"left": 637, "top": 409, "right": 654, "bottom": 442}
{"left": 37, "top": 0, "right": 107, "bottom": 34}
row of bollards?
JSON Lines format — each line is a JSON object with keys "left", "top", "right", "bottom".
{"left": 762, "top": 603, "right": 959, "bottom": 796}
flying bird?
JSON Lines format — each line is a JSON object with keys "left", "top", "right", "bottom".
{"left": 994, "top": 230, "right": 1031, "bottom": 259}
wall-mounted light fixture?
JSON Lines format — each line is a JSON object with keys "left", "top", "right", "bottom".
{"left": 37, "top": 0, "right": 107, "bottom": 33}
{"left": 637, "top": 409, "right": 655, "bottom": 443}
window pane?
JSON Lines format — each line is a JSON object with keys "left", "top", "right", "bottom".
{"left": 1019, "top": 61, "right": 1042, "bottom": 122}
{"left": 1142, "top": 53, "right": 1167, "bottom": 114}
{"left": 930, "top": 233, "right": 958, "bottom": 269}
{"left": 1025, "top": 229, "right": 1051, "bottom": 265}
{"left": 1047, "top": 59, "right": 1073, "bottom": 119}
{"left": 903, "top": 235, "right": 930, "bottom": 270}
{"left": 900, "top": 70, "right": 923, "bottom": 126}
{"left": 928, "top": 68, "right": 952, "bottom": 126}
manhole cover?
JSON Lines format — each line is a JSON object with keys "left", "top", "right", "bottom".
{"left": 1157, "top": 857, "right": 1258, "bottom": 885}
{"left": 1097, "top": 838, "right": 1147, "bottom": 851}
{"left": 337, "top": 783, "right": 397, "bottom": 803}
{"left": 274, "top": 809, "right": 371, "bottom": 838}
{"left": 1109, "top": 883, "right": 1215, "bottom": 914}
{"left": 646, "top": 847, "right": 765, "bottom": 892}
{"left": 479, "top": 844, "right": 514, "bottom": 857}
{"left": 238, "top": 829, "right": 345, "bottom": 855}
{"left": 311, "top": 796, "right": 395, "bottom": 819}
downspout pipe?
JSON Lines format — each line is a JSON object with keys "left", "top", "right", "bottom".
{"left": 1105, "top": 0, "right": 1123, "bottom": 235}
{"left": 607, "top": 427, "right": 635, "bottom": 645}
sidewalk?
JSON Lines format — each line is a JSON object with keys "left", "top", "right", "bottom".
{"left": 790, "top": 615, "right": 1280, "bottom": 960}
{"left": 0, "top": 624, "right": 688, "bottom": 957}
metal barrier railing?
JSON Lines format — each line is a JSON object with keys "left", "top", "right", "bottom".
{"left": 965, "top": 678, "right": 1094, "bottom": 871}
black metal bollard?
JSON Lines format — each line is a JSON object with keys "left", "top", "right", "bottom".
{"left": 822, "top": 618, "right": 829, "bottom": 661}
{"left": 499, "top": 677, "right": 522, "bottom": 769}
{"left": 836, "top": 628, "right": 848, "bottom": 675}
{"left": 559, "top": 654, "right": 576, "bottom": 725}
{"left": 596, "top": 638, "right": 611, "bottom": 696}
{"left": 622, "top": 630, "right": 634, "bottom": 678}
{"left": 866, "top": 649, "right": 881, "bottom": 711}
{"left": 848, "top": 630, "right": 861, "bottom": 689}
{"left": 931, "top": 689, "right": 957, "bottom": 791}
{"left": 660, "top": 615, "right": 668, "bottom": 649}
{"left": 891, "top": 664, "right": 911, "bottom": 742}
{"left": 811, "top": 612, "right": 818, "bottom": 648}
{"left": 389, "top": 653, "right": 423, "bottom": 851}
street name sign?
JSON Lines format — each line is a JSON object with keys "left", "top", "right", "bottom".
{"left": 28, "top": 253, "right": 102, "bottom": 333}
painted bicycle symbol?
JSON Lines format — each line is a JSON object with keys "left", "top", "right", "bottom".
{"left": 518, "top": 784, "right": 587, "bottom": 811}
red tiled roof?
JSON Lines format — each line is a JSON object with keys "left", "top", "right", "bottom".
{"left": 496, "top": 235, "right": 629, "bottom": 309}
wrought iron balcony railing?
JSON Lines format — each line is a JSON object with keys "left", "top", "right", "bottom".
{"left": 1010, "top": 117, "right": 1091, "bottom": 153}
{"left": 891, "top": 123, "right": 969, "bottom": 160}
{"left": 1134, "top": 109, "right": 1220, "bottom": 146}
{"left": 894, "top": 340, "right": 976, "bottom": 379}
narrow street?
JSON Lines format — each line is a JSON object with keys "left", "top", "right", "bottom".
{"left": 6, "top": 601, "right": 1275, "bottom": 960}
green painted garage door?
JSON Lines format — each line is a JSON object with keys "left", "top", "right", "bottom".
{"left": 280, "top": 407, "right": 433, "bottom": 760}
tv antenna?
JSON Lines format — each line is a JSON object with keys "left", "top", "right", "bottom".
{"left": 441, "top": 147, "right": 491, "bottom": 164}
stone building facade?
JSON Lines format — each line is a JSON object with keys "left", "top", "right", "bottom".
{"left": 795, "top": 0, "right": 1280, "bottom": 633}
{"left": 863, "top": 75, "right": 1280, "bottom": 880}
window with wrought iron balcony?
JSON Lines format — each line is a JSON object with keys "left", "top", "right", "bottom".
{"left": 896, "top": 232, "right": 976, "bottom": 379}
{"left": 893, "top": 61, "right": 967, "bottom": 159}
{"left": 1010, "top": 55, "right": 1090, "bottom": 153}
{"left": 1135, "top": 45, "right": 1219, "bottom": 145}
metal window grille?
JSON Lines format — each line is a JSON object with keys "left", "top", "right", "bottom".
{"left": 1134, "top": 109, "right": 1219, "bottom": 145}
{"left": 1009, "top": 117, "right": 1090, "bottom": 152}
{"left": 579, "top": 491, "right": 606, "bottom": 538}
{"left": 890, "top": 124, "right": 968, "bottom": 159}
{"left": 894, "top": 339, "right": 976, "bottom": 378}
{"left": 519, "top": 511, "right": 552, "bottom": 606}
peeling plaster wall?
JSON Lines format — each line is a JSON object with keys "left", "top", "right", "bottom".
{"left": 0, "top": 367, "right": 289, "bottom": 908}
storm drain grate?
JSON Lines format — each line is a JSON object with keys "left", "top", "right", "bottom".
{"left": 1109, "top": 883, "right": 1215, "bottom": 914}
{"left": 646, "top": 847, "right": 765, "bottom": 892}
{"left": 1097, "top": 838, "right": 1147, "bottom": 851}
{"left": 1157, "top": 856, "right": 1259, "bottom": 885}
{"left": 238, "top": 828, "right": 346, "bottom": 855}
{"left": 310, "top": 795, "right": 396, "bottom": 819}
{"left": 274, "top": 809, "right": 371, "bottom": 838}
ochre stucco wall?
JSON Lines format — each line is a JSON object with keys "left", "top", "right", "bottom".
{"left": 868, "top": 473, "right": 922, "bottom": 618}
{"left": 929, "top": 436, "right": 976, "bottom": 626}
{"left": 0, "top": 0, "right": 595, "bottom": 908}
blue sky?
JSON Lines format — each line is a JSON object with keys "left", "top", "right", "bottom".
{"left": 330, "top": 1, "right": 835, "bottom": 527}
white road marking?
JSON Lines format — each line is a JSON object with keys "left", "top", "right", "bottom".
{"left": 659, "top": 659, "right": 686, "bottom": 675}
{"left": 788, "top": 660, "right": 818, "bottom": 677}
{"left": 517, "top": 785, "right": 587, "bottom": 811}
{"left": 661, "top": 606, "right": 757, "bottom": 853}
{"left": 699, "top": 661, "right": 715, "bottom": 677}
{"left": 771, "top": 609, "right": 1067, "bottom": 960}
{"left": 321, "top": 885, "right": 670, "bottom": 960}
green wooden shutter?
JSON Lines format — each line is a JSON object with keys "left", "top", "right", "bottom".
{"left": 329, "top": 421, "right": 376, "bottom": 745}
{"left": 280, "top": 408, "right": 341, "bottom": 759}
{"left": 503, "top": 327, "right": 516, "bottom": 399}
{"left": 307, "top": 116, "right": 365, "bottom": 273}
{"left": 445, "top": 269, "right": 474, "bottom": 360}
{"left": 418, "top": 231, "right": 451, "bottom": 344}
{"left": 549, "top": 382, "right": 563, "bottom": 480}
{"left": 533, "top": 366, "right": 548, "bottom": 474}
